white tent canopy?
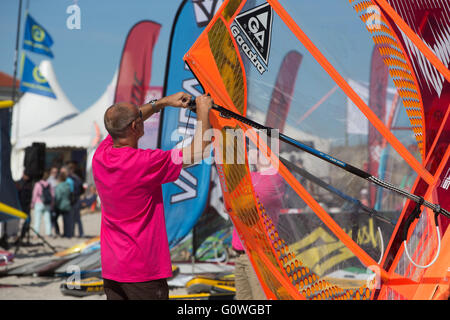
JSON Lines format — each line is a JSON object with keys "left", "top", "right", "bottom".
{"left": 16, "top": 71, "right": 117, "bottom": 150}
{"left": 11, "top": 60, "right": 80, "bottom": 180}
{"left": 11, "top": 60, "right": 79, "bottom": 145}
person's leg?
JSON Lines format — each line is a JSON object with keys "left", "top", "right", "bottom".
{"left": 234, "top": 253, "right": 253, "bottom": 300}
{"left": 103, "top": 278, "right": 169, "bottom": 300}
{"left": 32, "top": 203, "right": 43, "bottom": 234}
{"left": 122, "top": 279, "right": 169, "bottom": 300}
{"left": 66, "top": 209, "right": 74, "bottom": 238}
{"left": 73, "top": 203, "right": 83, "bottom": 237}
{"left": 110, "top": 279, "right": 169, "bottom": 300}
{"left": 244, "top": 254, "right": 266, "bottom": 300}
{"left": 103, "top": 278, "right": 128, "bottom": 300}
{"left": 43, "top": 206, "right": 52, "bottom": 236}
{"left": 52, "top": 210, "right": 61, "bottom": 236}
{"left": 62, "top": 210, "right": 70, "bottom": 237}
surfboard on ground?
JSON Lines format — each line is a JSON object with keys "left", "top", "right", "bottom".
{"left": 2, "top": 252, "right": 79, "bottom": 277}
{"left": 60, "top": 276, "right": 104, "bottom": 297}
{"left": 53, "top": 236, "right": 100, "bottom": 257}
{"left": 174, "top": 261, "right": 234, "bottom": 275}
{"left": 59, "top": 265, "right": 181, "bottom": 297}
{"left": 169, "top": 292, "right": 235, "bottom": 300}
{"left": 186, "top": 272, "right": 235, "bottom": 295}
{"left": 54, "top": 249, "right": 101, "bottom": 276}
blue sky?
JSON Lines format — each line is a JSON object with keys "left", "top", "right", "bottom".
{"left": 0, "top": 0, "right": 416, "bottom": 150}
{"left": 0, "top": 0, "right": 181, "bottom": 111}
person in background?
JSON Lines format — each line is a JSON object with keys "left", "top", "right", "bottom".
{"left": 54, "top": 171, "right": 72, "bottom": 237}
{"left": 79, "top": 184, "right": 98, "bottom": 214}
{"left": 67, "top": 162, "right": 84, "bottom": 238}
{"left": 59, "top": 166, "right": 74, "bottom": 193}
{"left": 30, "top": 171, "right": 53, "bottom": 237}
{"left": 15, "top": 172, "right": 34, "bottom": 241}
{"left": 360, "top": 188, "right": 369, "bottom": 207}
{"left": 232, "top": 150, "right": 285, "bottom": 300}
{"left": 70, "top": 198, "right": 84, "bottom": 238}
{"left": 58, "top": 166, "right": 76, "bottom": 237}
{"left": 46, "top": 167, "right": 59, "bottom": 236}
{"left": 46, "top": 167, "right": 59, "bottom": 189}
{"left": 15, "top": 171, "right": 33, "bottom": 218}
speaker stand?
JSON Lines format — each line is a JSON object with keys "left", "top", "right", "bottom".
{"left": 14, "top": 221, "right": 57, "bottom": 255}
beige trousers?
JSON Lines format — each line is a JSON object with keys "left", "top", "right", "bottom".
{"left": 234, "top": 253, "right": 266, "bottom": 300}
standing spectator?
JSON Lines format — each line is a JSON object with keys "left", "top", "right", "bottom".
{"left": 15, "top": 172, "right": 34, "bottom": 241}
{"left": 71, "top": 196, "right": 84, "bottom": 238}
{"left": 54, "top": 171, "right": 72, "bottom": 238}
{"left": 15, "top": 171, "right": 33, "bottom": 217}
{"left": 68, "top": 162, "right": 84, "bottom": 237}
{"left": 360, "top": 188, "right": 369, "bottom": 207}
{"left": 46, "top": 167, "right": 59, "bottom": 189}
{"left": 46, "top": 167, "right": 59, "bottom": 236}
{"left": 232, "top": 153, "right": 285, "bottom": 300}
{"left": 59, "top": 166, "right": 74, "bottom": 193}
{"left": 80, "top": 184, "right": 98, "bottom": 213}
{"left": 59, "top": 166, "right": 75, "bottom": 237}
{"left": 31, "top": 171, "right": 54, "bottom": 237}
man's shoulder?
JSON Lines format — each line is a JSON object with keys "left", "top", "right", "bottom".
{"left": 94, "top": 135, "right": 113, "bottom": 155}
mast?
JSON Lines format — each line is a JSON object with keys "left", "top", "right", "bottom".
{"left": 11, "top": 0, "right": 24, "bottom": 145}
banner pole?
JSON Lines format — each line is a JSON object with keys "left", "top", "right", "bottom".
{"left": 11, "top": 0, "right": 23, "bottom": 146}
{"left": 11, "top": 0, "right": 23, "bottom": 105}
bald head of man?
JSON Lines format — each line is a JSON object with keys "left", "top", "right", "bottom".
{"left": 104, "top": 102, "right": 144, "bottom": 144}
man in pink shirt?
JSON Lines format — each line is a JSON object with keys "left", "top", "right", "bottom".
{"left": 92, "top": 92, "right": 212, "bottom": 300}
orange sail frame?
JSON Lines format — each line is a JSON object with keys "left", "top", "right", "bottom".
{"left": 184, "top": 0, "right": 449, "bottom": 300}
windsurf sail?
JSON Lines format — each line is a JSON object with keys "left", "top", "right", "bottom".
{"left": 184, "top": 0, "right": 449, "bottom": 300}
{"left": 160, "top": 0, "right": 225, "bottom": 248}
{"left": 351, "top": 0, "right": 450, "bottom": 299}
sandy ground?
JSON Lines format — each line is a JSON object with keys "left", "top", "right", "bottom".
{"left": 0, "top": 211, "right": 194, "bottom": 300}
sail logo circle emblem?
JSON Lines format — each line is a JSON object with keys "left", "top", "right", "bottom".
{"left": 32, "top": 66, "right": 47, "bottom": 83}
{"left": 234, "top": 2, "right": 273, "bottom": 67}
{"left": 31, "top": 24, "right": 46, "bottom": 42}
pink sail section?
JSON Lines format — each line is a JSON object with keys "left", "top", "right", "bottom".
{"left": 359, "top": 1, "right": 450, "bottom": 295}
{"left": 383, "top": 0, "right": 450, "bottom": 159}
{"left": 373, "top": 0, "right": 450, "bottom": 267}
{"left": 265, "top": 51, "right": 303, "bottom": 132}
{"left": 368, "top": 44, "right": 389, "bottom": 206}
{"left": 114, "top": 21, "right": 161, "bottom": 105}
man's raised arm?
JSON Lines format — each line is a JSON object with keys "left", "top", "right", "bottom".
{"left": 140, "top": 92, "right": 212, "bottom": 168}
{"left": 140, "top": 92, "right": 192, "bottom": 121}
{"left": 181, "top": 94, "right": 212, "bottom": 168}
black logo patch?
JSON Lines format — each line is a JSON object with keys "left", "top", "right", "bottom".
{"left": 234, "top": 2, "right": 273, "bottom": 65}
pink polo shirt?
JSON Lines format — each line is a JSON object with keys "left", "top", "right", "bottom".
{"left": 92, "top": 135, "right": 183, "bottom": 282}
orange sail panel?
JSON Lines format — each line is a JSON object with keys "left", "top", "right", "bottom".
{"left": 184, "top": 0, "right": 448, "bottom": 300}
